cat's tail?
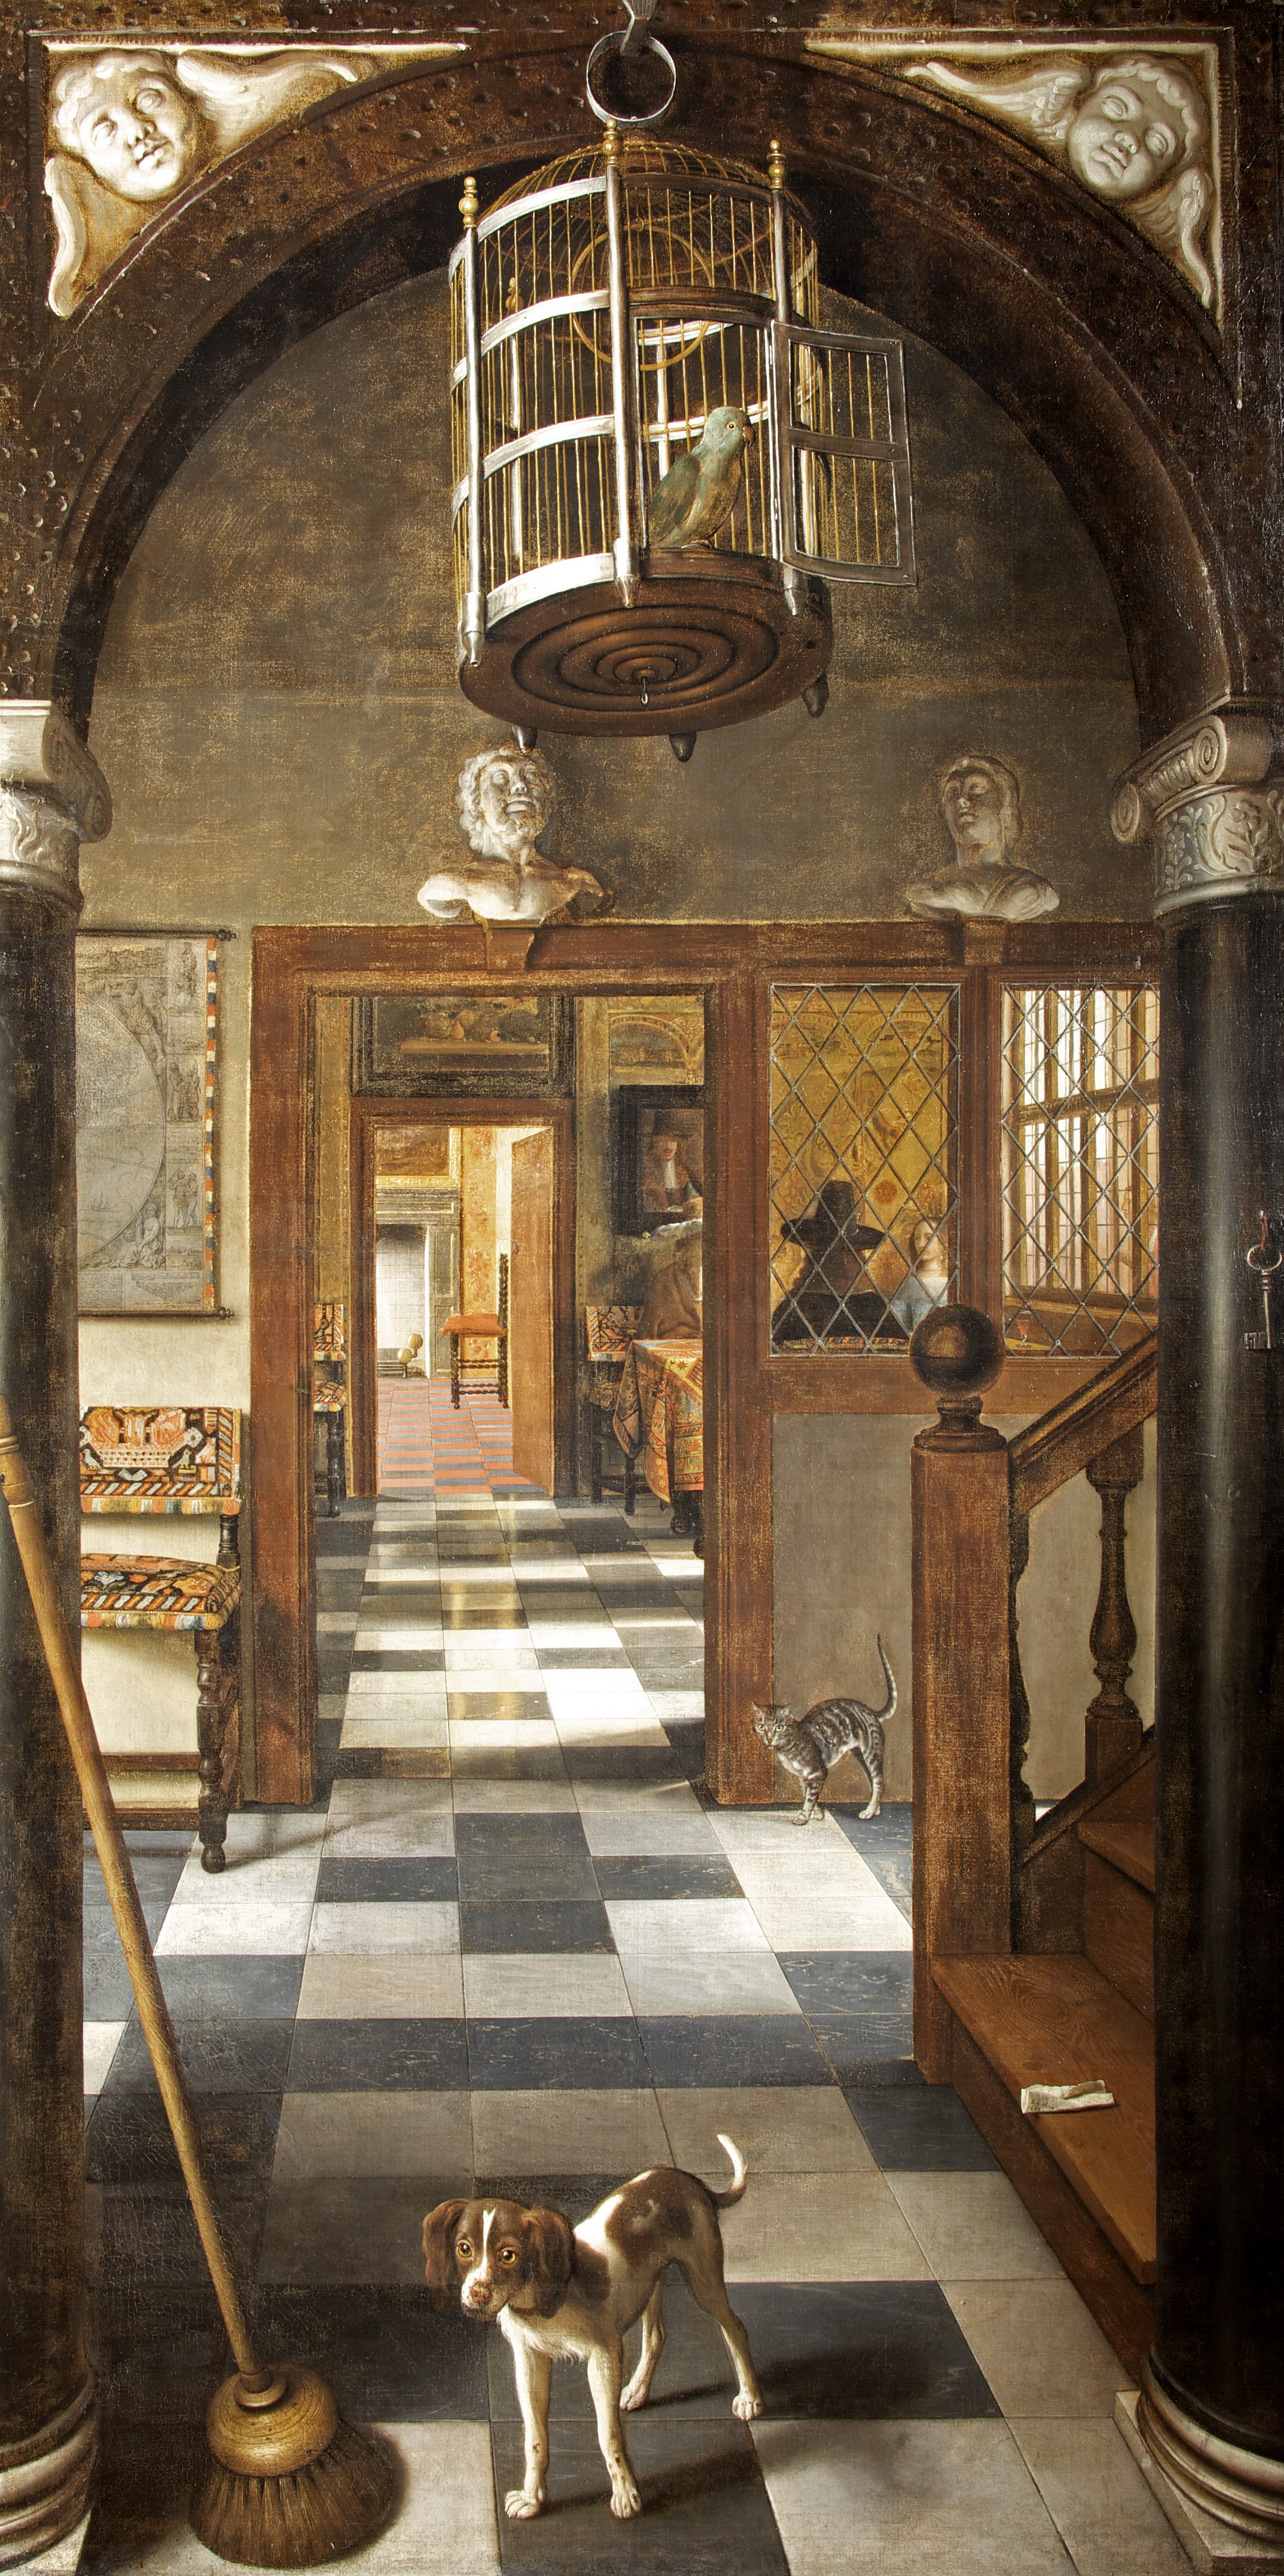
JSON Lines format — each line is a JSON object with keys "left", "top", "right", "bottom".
{"left": 873, "top": 1634, "right": 897, "bottom": 1726}
{"left": 709, "top": 2134, "right": 750, "bottom": 2205}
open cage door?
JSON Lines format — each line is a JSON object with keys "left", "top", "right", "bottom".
{"left": 772, "top": 320, "right": 916, "bottom": 587}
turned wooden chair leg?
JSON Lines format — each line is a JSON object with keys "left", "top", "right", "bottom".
{"left": 325, "top": 1413, "right": 342, "bottom": 1517}
{"left": 589, "top": 1412, "right": 603, "bottom": 1505}
{"left": 195, "top": 1619, "right": 237, "bottom": 1874}
{"left": 450, "top": 1332, "right": 462, "bottom": 1409}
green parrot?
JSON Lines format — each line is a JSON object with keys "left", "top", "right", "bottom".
{"left": 646, "top": 405, "right": 754, "bottom": 551}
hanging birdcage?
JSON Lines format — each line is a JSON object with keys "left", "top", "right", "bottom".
{"left": 449, "top": 111, "right": 916, "bottom": 754}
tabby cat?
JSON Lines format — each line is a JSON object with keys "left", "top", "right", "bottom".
{"left": 751, "top": 1637, "right": 896, "bottom": 1825}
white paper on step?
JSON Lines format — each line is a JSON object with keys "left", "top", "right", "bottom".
{"left": 1020, "top": 2079, "right": 1115, "bottom": 2114}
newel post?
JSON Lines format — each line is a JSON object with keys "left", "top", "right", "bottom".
{"left": 909, "top": 1306, "right": 1011, "bottom": 2084}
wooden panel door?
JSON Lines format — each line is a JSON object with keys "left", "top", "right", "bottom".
{"left": 509, "top": 1127, "right": 555, "bottom": 1492}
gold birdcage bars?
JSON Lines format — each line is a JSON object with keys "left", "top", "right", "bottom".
{"left": 449, "top": 133, "right": 915, "bottom": 740}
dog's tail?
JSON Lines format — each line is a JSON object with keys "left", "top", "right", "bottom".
{"left": 709, "top": 2133, "right": 749, "bottom": 2205}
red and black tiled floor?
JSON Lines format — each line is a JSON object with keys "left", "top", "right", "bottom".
{"left": 78, "top": 1405, "right": 1185, "bottom": 2572}
{"left": 377, "top": 1377, "right": 538, "bottom": 1498}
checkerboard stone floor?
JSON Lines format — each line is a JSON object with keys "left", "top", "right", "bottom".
{"left": 80, "top": 1480, "right": 1185, "bottom": 2574}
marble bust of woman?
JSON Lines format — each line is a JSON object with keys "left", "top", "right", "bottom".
{"left": 417, "top": 747, "right": 608, "bottom": 927}
{"left": 905, "top": 755, "right": 1059, "bottom": 922}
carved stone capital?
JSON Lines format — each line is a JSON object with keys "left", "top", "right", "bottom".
{"left": 0, "top": 701, "right": 111, "bottom": 918}
{"left": 1111, "top": 713, "right": 1284, "bottom": 915}
{"left": 1151, "top": 787, "right": 1284, "bottom": 917}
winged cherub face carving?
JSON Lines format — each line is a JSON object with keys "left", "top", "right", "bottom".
{"left": 1066, "top": 70, "right": 1182, "bottom": 202}
{"left": 50, "top": 54, "right": 204, "bottom": 202}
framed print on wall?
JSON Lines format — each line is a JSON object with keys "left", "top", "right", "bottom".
{"left": 353, "top": 992, "right": 574, "bottom": 1096}
{"left": 76, "top": 934, "right": 220, "bottom": 1315}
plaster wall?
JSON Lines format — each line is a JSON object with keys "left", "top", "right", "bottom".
{"left": 75, "top": 255, "right": 1146, "bottom": 1794}
{"left": 772, "top": 1413, "right": 1156, "bottom": 1808}
{"left": 85, "top": 267, "right": 1142, "bottom": 934}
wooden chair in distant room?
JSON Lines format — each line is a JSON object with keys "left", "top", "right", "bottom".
{"left": 443, "top": 1252, "right": 509, "bottom": 1409}
{"left": 313, "top": 1300, "right": 347, "bottom": 1518}
{"left": 584, "top": 1305, "right": 642, "bottom": 1509}
{"left": 79, "top": 1406, "right": 243, "bottom": 1873}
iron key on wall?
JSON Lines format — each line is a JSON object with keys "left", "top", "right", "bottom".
{"left": 1245, "top": 1216, "right": 1282, "bottom": 1352}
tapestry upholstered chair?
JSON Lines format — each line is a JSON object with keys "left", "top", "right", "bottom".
{"left": 583, "top": 1305, "right": 642, "bottom": 1509}
{"left": 79, "top": 1406, "right": 243, "bottom": 1873}
{"left": 313, "top": 1301, "right": 347, "bottom": 1518}
{"left": 443, "top": 1251, "right": 509, "bottom": 1409}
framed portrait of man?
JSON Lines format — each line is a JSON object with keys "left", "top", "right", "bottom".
{"left": 613, "top": 1084, "right": 706, "bottom": 1235}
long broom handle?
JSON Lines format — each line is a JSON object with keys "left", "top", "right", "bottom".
{"left": 0, "top": 1398, "right": 271, "bottom": 2393}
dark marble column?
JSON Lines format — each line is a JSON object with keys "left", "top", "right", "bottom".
{"left": 0, "top": 706, "right": 109, "bottom": 2564}
{"left": 1113, "top": 713, "right": 1284, "bottom": 2551}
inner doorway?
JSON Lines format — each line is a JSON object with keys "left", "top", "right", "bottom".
{"left": 350, "top": 1096, "right": 575, "bottom": 1504}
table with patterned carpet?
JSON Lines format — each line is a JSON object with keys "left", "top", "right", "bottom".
{"left": 612, "top": 1337, "right": 704, "bottom": 1505}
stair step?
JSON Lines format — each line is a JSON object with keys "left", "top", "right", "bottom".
{"left": 933, "top": 1952, "right": 1155, "bottom": 2283}
{"left": 1078, "top": 1820, "right": 1155, "bottom": 1893}
{"left": 1082, "top": 1846, "right": 1154, "bottom": 2021}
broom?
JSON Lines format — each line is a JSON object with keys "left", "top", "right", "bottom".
{"left": 0, "top": 1398, "right": 396, "bottom": 2568}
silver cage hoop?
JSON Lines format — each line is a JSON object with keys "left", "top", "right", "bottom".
{"left": 585, "top": 23, "right": 678, "bottom": 129}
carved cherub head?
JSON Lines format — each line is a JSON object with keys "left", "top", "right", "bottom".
{"left": 906, "top": 50, "right": 1215, "bottom": 310}
{"left": 1064, "top": 57, "right": 1208, "bottom": 207}
{"left": 50, "top": 52, "right": 209, "bottom": 202}
{"left": 44, "top": 46, "right": 379, "bottom": 317}
{"left": 939, "top": 755, "right": 1022, "bottom": 867}
{"left": 456, "top": 747, "right": 558, "bottom": 866}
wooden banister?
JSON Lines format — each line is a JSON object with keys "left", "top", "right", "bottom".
{"left": 1009, "top": 1332, "right": 1156, "bottom": 1519}
{"left": 912, "top": 1315, "right": 1160, "bottom": 2035}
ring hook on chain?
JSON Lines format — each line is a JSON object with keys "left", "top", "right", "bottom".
{"left": 1247, "top": 1210, "right": 1283, "bottom": 1285}
{"left": 586, "top": 0, "right": 678, "bottom": 129}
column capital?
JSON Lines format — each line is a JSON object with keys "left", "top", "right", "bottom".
{"left": 1111, "top": 709, "right": 1284, "bottom": 918}
{"left": 0, "top": 700, "right": 111, "bottom": 918}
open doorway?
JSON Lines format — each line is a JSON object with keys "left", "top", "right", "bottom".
{"left": 250, "top": 927, "right": 769, "bottom": 1815}
{"left": 350, "top": 1096, "right": 576, "bottom": 1505}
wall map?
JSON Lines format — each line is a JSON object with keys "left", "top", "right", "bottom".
{"left": 75, "top": 935, "right": 218, "bottom": 1314}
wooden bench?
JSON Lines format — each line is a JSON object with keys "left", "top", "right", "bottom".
{"left": 79, "top": 1406, "right": 243, "bottom": 1873}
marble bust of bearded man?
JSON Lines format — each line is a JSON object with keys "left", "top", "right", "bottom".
{"left": 417, "top": 747, "right": 608, "bottom": 927}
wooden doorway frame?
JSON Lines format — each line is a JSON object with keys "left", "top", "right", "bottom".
{"left": 350, "top": 1095, "right": 575, "bottom": 1498}
{"left": 249, "top": 921, "right": 767, "bottom": 1812}
{"left": 249, "top": 917, "right": 1145, "bottom": 1812}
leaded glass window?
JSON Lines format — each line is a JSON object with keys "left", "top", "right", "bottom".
{"left": 1001, "top": 985, "right": 1159, "bottom": 1357}
{"left": 770, "top": 985, "right": 958, "bottom": 1353}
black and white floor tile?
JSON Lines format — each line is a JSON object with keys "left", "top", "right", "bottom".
{"left": 80, "top": 1476, "right": 1185, "bottom": 2573}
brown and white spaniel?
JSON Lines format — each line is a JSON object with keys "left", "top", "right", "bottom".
{"left": 422, "top": 2137, "right": 762, "bottom": 2520}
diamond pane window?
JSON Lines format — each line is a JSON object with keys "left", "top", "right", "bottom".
{"left": 770, "top": 986, "right": 958, "bottom": 1353}
{"left": 1002, "top": 986, "right": 1159, "bottom": 1357}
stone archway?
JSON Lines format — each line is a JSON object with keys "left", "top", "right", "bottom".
{"left": 1, "top": 17, "right": 1277, "bottom": 2558}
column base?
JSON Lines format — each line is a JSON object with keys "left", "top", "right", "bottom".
{"left": 4, "top": 2513, "right": 89, "bottom": 2576}
{"left": 1117, "top": 2395, "right": 1284, "bottom": 2572}
{"left": 0, "top": 2385, "right": 96, "bottom": 2569}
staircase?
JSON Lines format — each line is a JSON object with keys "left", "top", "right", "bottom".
{"left": 912, "top": 1334, "right": 1158, "bottom": 2373}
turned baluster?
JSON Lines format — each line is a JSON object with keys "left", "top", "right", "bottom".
{"left": 1084, "top": 1421, "right": 1145, "bottom": 1784}
{"left": 1009, "top": 1507, "right": 1035, "bottom": 1871}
